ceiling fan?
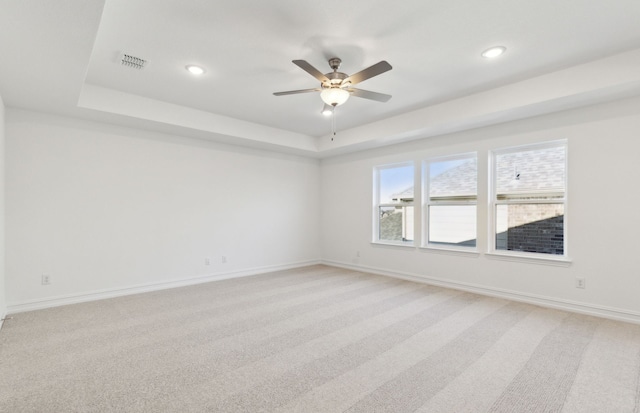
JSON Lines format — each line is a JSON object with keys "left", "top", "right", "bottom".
{"left": 273, "top": 57, "right": 393, "bottom": 112}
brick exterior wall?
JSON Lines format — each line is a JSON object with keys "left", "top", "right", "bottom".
{"left": 380, "top": 211, "right": 403, "bottom": 241}
{"left": 380, "top": 204, "right": 564, "bottom": 254}
{"left": 496, "top": 204, "right": 564, "bottom": 255}
{"left": 380, "top": 206, "right": 414, "bottom": 242}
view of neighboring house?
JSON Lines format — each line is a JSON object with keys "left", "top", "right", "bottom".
{"left": 427, "top": 158, "right": 477, "bottom": 246}
{"left": 379, "top": 187, "right": 415, "bottom": 242}
{"left": 380, "top": 146, "right": 565, "bottom": 254}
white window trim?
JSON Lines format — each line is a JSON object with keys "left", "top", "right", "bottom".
{"left": 419, "top": 244, "right": 481, "bottom": 257}
{"left": 485, "top": 251, "right": 572, "bottom": 266}
{"left": 422, "top": 153, "right": 478, "bottom": 252}
{"left": 488, "top": 140, "right": 569, "bottom": 262}
{"left": 370, "top": 240, "right": 416, "bottom": 248}
{"left": 373, "top": 161, "right": 415, "bottom": 246}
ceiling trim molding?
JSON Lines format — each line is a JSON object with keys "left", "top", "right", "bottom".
{"left": 78, "top": 84, "right": 319, "bottom": 154}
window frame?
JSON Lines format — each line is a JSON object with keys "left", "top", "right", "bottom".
{"left": 373, "top": 161, "right": 415, "bottom": 246}
{"left": 488, "top": 140, "right": 569, "bottom": 262}
{"left": 422, "top": 153, "right": 478, "bottom": 252}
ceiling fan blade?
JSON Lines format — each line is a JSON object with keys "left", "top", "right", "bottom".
{"left": 292, "top": 60, "right": 330, "bottom": 83}
{"left": 343, "top": 61, "right": 392, "bottom": 86}
{"left": 273, "top": 88, "right": 322, "bottom": 96}
{"left": 348, "top": 88, "right": 392, "bottom": 102}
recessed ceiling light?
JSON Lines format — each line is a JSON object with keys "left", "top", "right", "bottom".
{"left": 481, "top": 46, "right": 506, "bottom": 59}
{"left": 186, "top": 65, "right": 205, "bottom": 75}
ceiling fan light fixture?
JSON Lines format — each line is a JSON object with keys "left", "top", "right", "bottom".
{"left": 185, "top": 65, "right": 205, "bottom": 75}
{"left": 321, "top": 104, "right": 334, "bottom": 116}
{"left": 321, "top": 87, "right": 350, "bottom": 106}
{"left": 481, "top": 46, "right": 506, "bottom": 59}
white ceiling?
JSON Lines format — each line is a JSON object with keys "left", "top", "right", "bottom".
{"left": 2, "top": 0, "right": 640, "bottom": 157}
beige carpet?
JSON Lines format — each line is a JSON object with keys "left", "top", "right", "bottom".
{"left": 1, "top": 265, "right": 640, "bottom": 412}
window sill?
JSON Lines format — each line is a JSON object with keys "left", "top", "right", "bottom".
{"left": 371, "top": 241, "right": 415, "bottom": 249}
{"left": 419, "top": 245, "right": 480, "bottom": 258}
{"left": 485, "top": 251, "right": 572, "bottom": 267}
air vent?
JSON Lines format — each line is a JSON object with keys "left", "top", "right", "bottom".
{"left": 120, "top": 53, "right": 147, "bottom": 70}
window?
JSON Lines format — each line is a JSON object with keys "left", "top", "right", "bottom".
{"left": 374, "top": 163, "right": 414, "bottom": 244}
{"left": 490, "top": 141, "right": 567, "bottom": 256}
{"left": 424, "top": 154, "right": 477, "bottom": 249}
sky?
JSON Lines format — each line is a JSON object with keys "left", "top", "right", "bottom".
{"left": 379, "top": 159, "right": 468, "bottom": 203}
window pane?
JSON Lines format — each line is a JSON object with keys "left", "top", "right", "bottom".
{"left": 496, "top": 204, "right": 564, "bottom": 255}
{"left": 379, "top": 165, "right": 414, "bottom": 204}
{"left": 379, "top": 206, "right": 414, "bottom": 242}
{"left": 495, "top": 146, "right": 565, "bottom": 198}
{"left": 429, "top": 158, "right": 477, "bottom": 200}
{"left": 428, "top": 205, "right": 476, "bottom": 246}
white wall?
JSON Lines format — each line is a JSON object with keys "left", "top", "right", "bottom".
{"left": 0, "top": 94, "right": 5, "bottom": 324}
{"left": 5, "top": 109, "right": 320, "bottom": 310}
{"left": 321, "top": 96, "right": 640, "bottom": 322}
{"left": 6, "top": 97, "right": 640, "bottom": 322}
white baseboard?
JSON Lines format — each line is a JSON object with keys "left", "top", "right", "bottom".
{"left": 7, "top": 259, "right": 321, "bottom": 314}
{"left": 9, "top": 258, "right": 639, "bottom": 325}
{"left": 322, "top": 259, "right": 640, "bottom": 325}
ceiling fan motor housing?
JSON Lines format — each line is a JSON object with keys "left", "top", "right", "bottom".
{"left": 324, "top": 71, "right": 348, "bottom": 87}
{"left": 328, "top": 57, "right": 342, "bottom": 70}
{"left": 324, "top": 58, "right": 349, "bottom": 87}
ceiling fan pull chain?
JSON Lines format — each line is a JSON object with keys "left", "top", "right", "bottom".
{"left": 331, "top": 108, "right": 337, "bottom": 140}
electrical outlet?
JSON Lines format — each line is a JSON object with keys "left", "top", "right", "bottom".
{"left": 205, "top": 258, "right": 211, "bottom": 266}
{"left": 356, "top": 250, "right": 360, "bottom": 257}
{"left": 41, "top": 274, "right": 51, "bottom": 285}
{"left": 221, "top": 256, "right": 227, "bottom": 263}
{"left": 575, "top": 278, "right": 586, "bottom": 289}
